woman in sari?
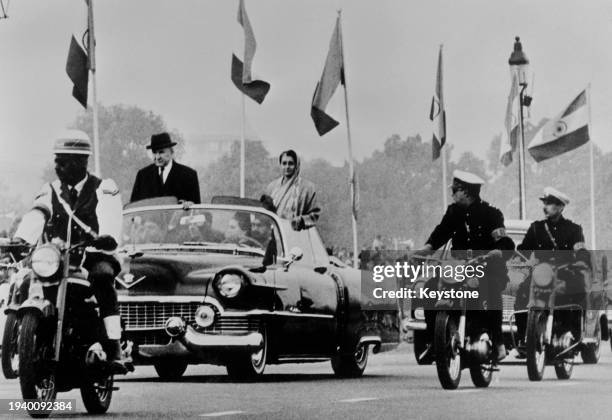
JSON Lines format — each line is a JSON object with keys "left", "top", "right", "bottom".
{"left": 264, "top": 150, "right": 320, "bottom": 231}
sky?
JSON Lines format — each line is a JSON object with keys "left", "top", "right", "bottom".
{"left": 2, "top": 0, "right": 612, "bottom": 203}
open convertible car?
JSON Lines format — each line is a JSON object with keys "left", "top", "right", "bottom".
{"left": 117, "top": 197, "right": 399, "bottom": 380}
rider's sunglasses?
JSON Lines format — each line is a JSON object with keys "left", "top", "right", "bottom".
{"left": 450, "top": 185, "right": 464, "bottom": 194}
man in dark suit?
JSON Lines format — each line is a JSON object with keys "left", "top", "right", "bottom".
{"left": 130, "top": 132, "right": 201, "bottom": 204}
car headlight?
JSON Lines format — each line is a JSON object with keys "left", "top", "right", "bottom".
{"left": 194, "top": 305, "right": 216, "bottom": 328}
{"left": 31, "top": 245, "right": 61, "bottom": 278}
{"left": 532, "top": 263, "right": 554, "bottom": 287}
{"left": 215, "top": 273, "right": 244, "bottom": 298}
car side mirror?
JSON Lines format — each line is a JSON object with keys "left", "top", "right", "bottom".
{"left": 283, "top": 247, "right": 303, "bottom": 270}
{"left": 289, "top": 247, "right": 303, "bottom": 262}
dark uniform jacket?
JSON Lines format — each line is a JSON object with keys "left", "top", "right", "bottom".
{"left": 130, "top": 162, "right": 201, "bottom": 204}
{"left": 426, "top": 199, "right": 514, "bottom": 254}
{"left": 517, "top": 216, "right": 586, "bottom": 264}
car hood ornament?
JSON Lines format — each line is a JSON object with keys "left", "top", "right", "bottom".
{"left": 115, "top": 272, "right": 147, "bottom": 289}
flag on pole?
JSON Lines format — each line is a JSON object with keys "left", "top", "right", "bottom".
{"left": 499, "top": 74, "right": 520, "bottom": 165}
{"left": 231, "top": 0, "right": 270, "bottom": 104}
{"left": 66, "top": 36, "right": 89, "bottom": 108}
{"left": 66, "top": 0, "right": 95, "bottom": 109}
{"left": 431, "top": 45, "right": 446, "bottom": 160}
{"left": 528, "top": 89, "right": 589, "bottom": 162}
{"left": 311, "top": 16, "right": 344, "bottom": 136}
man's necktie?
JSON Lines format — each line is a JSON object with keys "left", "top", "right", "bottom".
{"left": 158, "top": 168, "right": 164, "bottom": 186}
{"left": 69, "top": 187, "right": 78, "bottom": 207}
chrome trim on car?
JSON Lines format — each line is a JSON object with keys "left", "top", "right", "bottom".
{"left": 118, "top": 295, "right": 204, "bottom": 303}
{"left": 404, "top": 319, "right": 427, "bottom": 331}
{"left": 502, "top": 324, "right": 518, "bottom": 333}
{"left": 183, "top": 327, "right": 263, "bottom": 349}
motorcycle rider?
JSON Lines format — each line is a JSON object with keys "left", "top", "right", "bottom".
{"left": 515, "top": 187, "right": 589, "bottom": 308}
{"left": 13, "top": 130, "right": 128, "bottom": 374}
{"left": 416, "top": 170, "right": 515, "bottom": 362}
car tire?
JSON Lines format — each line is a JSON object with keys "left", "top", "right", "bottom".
{"left": 331, "top": 344, "right": 369, "bottom": 378}
{"left": 226, "top": 327, "right": 268, "bottom": 381}
{"left": 581, "top": 321, "right": 601, "bottom": 364}
{"left": 153, "top": 359, "right": 188, "bottom": 381}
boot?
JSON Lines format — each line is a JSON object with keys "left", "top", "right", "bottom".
{"left": 105, "top": 339, "right": 129, "bottom": 375}
{"left": 103, "top": 315, "right": 129, "bottom": 375}
{"left": 493, "top": 343, "right": 507, "bottom": 362}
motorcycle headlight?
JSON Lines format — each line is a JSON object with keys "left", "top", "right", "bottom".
{"left": 31, "top": 245, "right": 61, "bottom": 278}
{"left": 414, "top": 308, "right": 425, "bottom": 320}
{"left": 532, "top": 263, "right": 554, "bottom": 287}
{"left": 466, "top": 277, "right": 480, "bottom": 288}
{"left": 215, "top": 273, "right": 244, "bottom": 298}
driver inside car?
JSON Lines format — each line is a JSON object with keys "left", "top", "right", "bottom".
{"left": 223, "top": 212, "right": 262, "bottom": 248}
{"left": 415, "top": 170, "right": 515, "bottom": 363}
{"left": 12, "top": 131, "right": 129, "bottom": 374}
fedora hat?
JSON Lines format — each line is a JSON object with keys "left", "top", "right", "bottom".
{"left": 146, "top": 132, "right": 177, "bottom": 150}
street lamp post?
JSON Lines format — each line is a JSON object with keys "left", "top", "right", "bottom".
{"left": 508, "top": 36, "right": 531, "bottom": 220}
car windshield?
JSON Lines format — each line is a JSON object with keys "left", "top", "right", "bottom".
{"left": 122, "top": 207, "right": 279, "bottom": 254}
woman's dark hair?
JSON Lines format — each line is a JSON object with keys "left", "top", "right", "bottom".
{"left": 279, "top": 149, "right": 298, "bottom": 165}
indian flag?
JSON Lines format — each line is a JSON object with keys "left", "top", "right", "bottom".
{"left": 528, "top": 90, "right": 589, "bottom": 162}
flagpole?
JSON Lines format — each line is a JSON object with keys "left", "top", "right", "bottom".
{"left": 517, "top": 84, "right": 527, "bottom": 220}
{"left": 441, "top": 146, "right": 448, "bottom": 208}
{"left": 587, "top": 83, "right": 596, "bottom": 249}
{"left": 240, "top": 92, "right": 246, "bottom": 198}
{"left": 88, "top": 0, "right": 100, "bottom": 177}
{"left": 439, "top": 44, "right": 448, "bottom": 209}
{"left": 91, "top": 74, "right": 100, "bottom": 176}
{"left": 338, "top": 11, "right": 358, "bottom": 269}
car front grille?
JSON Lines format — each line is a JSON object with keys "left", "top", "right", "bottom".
{"left": 502, "top": 295, "right": 516, "bottom": 322}
{"left": 198, "top": 316, "right": 260, "bottom": 335}
{"left": 120, "top": 300, "right": 202, "bottom": 330}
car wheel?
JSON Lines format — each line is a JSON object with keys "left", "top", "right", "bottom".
{"left": 226, "top": 327, "right": 268, "bottom": 381}
{"left": 153, "top": 359, "right": 188, "bottom": 381}
{"left": 331, "top": 343, "right": 369, "bottom": 378}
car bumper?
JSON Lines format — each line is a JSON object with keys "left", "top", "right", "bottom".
{"left": 135, "top": 326, "right": 263, "bottom": 360}
{"left": 402, "top": 318, "right": 517, "bottom": 333}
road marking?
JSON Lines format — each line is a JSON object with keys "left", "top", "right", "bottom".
{"left": 199, "top": 411, "right": 246, "bottom": 417}
{"left": 338, "top": 397, "right": 379, "bottom": 403}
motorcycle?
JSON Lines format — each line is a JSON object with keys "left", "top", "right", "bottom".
{"left": 17, "top": 216, "right": 132, "bottom": 418}
{"left": 431, "top": 254, "right": 500, "bottom": 390}
{"left": 1, "top": 244, "right": 31, "bottom": 379}
{"left": 524, "top": 259, "right": 588, "bottom": 381}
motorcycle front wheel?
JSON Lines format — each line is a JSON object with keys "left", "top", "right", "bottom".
{"left": 434, "top": 312, "right": 462, "bottom": 389}
{"left": 80, "top": 374, "right": 113, "bottom": 414}
{"left": 526, "top": 309, "right": 547, "bottom": 381}
{"left": 18, "top": 312, "right": 57, "bottom": 418}
{"left": 2, "top": 313, "right": 20, "bottom": 379}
